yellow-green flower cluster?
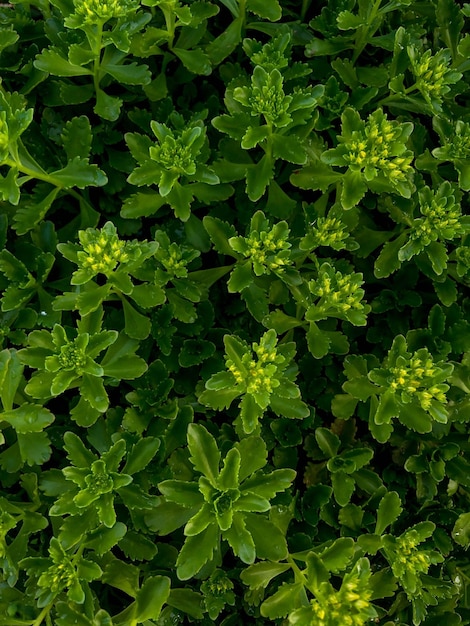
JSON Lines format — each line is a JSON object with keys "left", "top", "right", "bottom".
{"left": 308, "top": 216, "right": 350, "bottom": 250}
{"left": 306, "top": 586, "right": 373, "bottom": 626}
{"left": 154, "top": 135, "right": 196, "bottom": 173}
{"left": 57, "top": 338, "right": 87, "bottom": 370}
{"left": 228, "top": 212, "right": 294, "bottom": 284}
{"left": 447, "top": 121, "right": 470, "bottom": 159}
{"left": 77, "top": 224, "right": 129, "bottom": 278}
{"left": 409, "top": 47, "right": 461, "bottom": 110}
{"left": 388, "top": 352, "right": 447, "bottom": 411}
{"left": 410, "top": 182, "right": 463, "bottom": 246}
{"left": 345, "top": 112, "right": 413, "bottom": 182}
{"left": 249, "top": 69, "right": 292, "bottom": 126}
{"left": 393, "top": 529, "right": 431, "bottom": 578}
{"left": 289, "top": 560, "right": 376, "bottom": 626}
{"left": 243, "top": 228, "right": 290, "bottom": 274}
{"left": 227, "top": 340, "right": 283, "bottom": 395}
{"left": 39, "top": 560, "right": 76, "bottom": 595}
{"left": 308, "top": 263, "right": 367, "bottom": 318}
{"left": 71, "top": 0, "right": 136, "bottom": 23}
{"left": 160, "top": 245, "right": 187, "bottom": 274}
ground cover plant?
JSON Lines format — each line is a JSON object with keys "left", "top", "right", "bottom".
{"left": 0, "top": 0, "right": 470, "bottom": 624}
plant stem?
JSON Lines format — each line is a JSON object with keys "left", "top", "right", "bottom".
{"left": 92, "top": 22, "right": 104, "bottom": 97}
{"left": 5, "top": 158, "right": 63, "bottom": 189}
{"left": 163, "top": 8, "right": 175, "bottom": 50}
{"left": 31, "top": 603, "right": 53, "bottom": 626}
{"left": 352, "top": 0, "right": 382, "bottom": 66}
{"left": 300, "top": 0, "right": 312, "bottom": 22}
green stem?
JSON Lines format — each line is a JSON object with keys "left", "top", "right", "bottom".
{"left": 239, "top": 0, "right": 246, "bottom": 33}
{"left": 378, "top": 84, "right": 419, "bottom": 107}
{"left": 352, "top": 0, "right": 382, "bottom": 66}
{"left": 300, "top": 0, "right": 311, "bottom": 22}
{"left": 163, "top": 8, "right": 176, "bottom": 50}
{"left": 286, "top": 554, "right": 309, "bottom": 589}
{"left": 5, "top": 158, "right": 64, "bottom": 189}
{"left": 265, "top": 121, "right": 273, "bottom": 161}
{"left": 92, "top": 22, "right": 104, "bottom": 97}
{"left": 5, "top": 156, "right": 98, "bottom": 222}
{"left": 31, "top": 603, "right": 53, "bottom": 626}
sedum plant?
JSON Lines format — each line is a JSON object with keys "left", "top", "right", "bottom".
{"left": 320, "top": 107, "right": 415, "bottom": 209}
{"left": 199, "top": 329, "right": 309, "bottom": 434}
{"left": 158, "top": 423, "right": 295, "bottom": 579}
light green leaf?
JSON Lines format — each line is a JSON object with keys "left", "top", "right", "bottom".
{"left": 172, "top": 48, "right": 211, "bottom": 75}
{"left": 1, "top": 403, "right": 54, "bottom": 434}
{"left": 51, "top": 157, "right": 107, "bottom": 189}
{"left": 375, "top": 491, "right": 402, "bottom": 535}
{"left": 103, "top": 62, "right": 151, "bottom": 85}
{"left": 187, "top": 423, "right": 220, "bottom": 485}
{"left": 176, "top": 524, "right": 219, "bottom": 580}
{"left": 34, "top": 48, "right": 93, "bottom": 76}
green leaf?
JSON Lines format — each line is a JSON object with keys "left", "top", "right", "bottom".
{"left": 248, "top": 0, "right": 282, "bottom": 21}
{"left": 341, "top": 169, "right": 367, "bottom": 210}
{"left": 123, "top": 437, "right": 160, "bottom": 475}
{"left": 103, "top": 62, "right": 151, "bottom": 85}
{"left": 121, "top": 191, "right": 167, "bottom": 218}
{"left": 315, "top": 427, "right": 341, "bottom": 458}
{"left": 240, "top": 393, "right": 265, "bottom": 433}
{"left": 167, "top": 182, "right": 193, "bottom": 221}
{"left": 241, "top": 561, "right": 291, "bottom": 590}
{"left": 375, "top": 491, "right": 403, "bottom": 535}
{"left": 13, "top": 187, "right": 61, "bottom": 235}
{"left": 228, "top": 261, "right": 252, "bottom": 292}
{"left": 94, "top": 88, "right": 122, "bottom": 121}
{"left": 452, "top": 512, "right": 470, "bottom": 547}
{"left": 246, "top": 155, "right": 274, "bottom": 201}
{"left": 241, "top": 468, "right": 296, "bottom": 499}
{"left": 85, "top": 522, "right": 127, "bottom": 556}
{"left": 1, "top": 403, "right": 54, "bottom": 434}
{"left": 130, "top": 283, "right": 166, "bottom": 308}
{"left": 307, "top": 323, "right": 330, "bottom": 359}
{"left": 61, "top": 116, "right": 93, "bottom": 160}
{"left": 318, "top": 537, "right": 355, "bottom": 572}
{"left": 176, "top": 524, "right": 219, "bottom": 580}
{"left": 245, "top": 514, "right": 288, "bottom": 561}
{"left": 271, "top": 134, "right": 307, "bottom": 164}
{"left": 0, "top": 349, "right": 24, "bottom": 412}
{"left": 51, "top": 157, "right": 107, "bottom": 189}
{"left": 187, "top": 423, "right": 220, "bottom": 485}
{"left": 261, "top": 582, "right": 304, "bottom": 619}
{"left": 136, "top": 576, "right": 171, "bottom": 621}
{"left": 222, "top": 512, "right": 255, "bottom": 564}
{"left": 374, "top": 233, "right": 408, "bottom": 278}
{"left": 290, "top": 163, "right": 342, "bottom": 192}
{"left": 236, "top": 436, "right": 267, "bottom": 481}
{"left": 241, "top": 125, "right": 270, "bottom": 149}
{"left": 374, "top": 390, "right": 398, "bottom": 424}
{"left": 34, "top": 48, "right": 93, "bottom": 76}
{"left": 398, "top": 401, "right": 432, "bottom": 433}
{"left": 0, "top": 168, "right": 20, "bottom": 205}
{"left": 270, "top": 393, "right": 310, "bottom": 419}
{"left": 172, "top": 48, "right": 211, "bottom": 75}
{"left": 80, "top": 374, "right": 108, "bottom": 413}
{"left": 206, "top": 18, "right": 242, "bottom": 65}
{"left": 331, "top": 472, "right": 355, "bottom": 506}
{"left": 17, "top": 431, "right": 52, "bottom": 466}
{"left": 121, "top": 297, "right": 151, "bottom": 340}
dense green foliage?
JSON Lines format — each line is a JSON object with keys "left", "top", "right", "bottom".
{"left": 0, "top": 0, "right": 470, "bottom": 624}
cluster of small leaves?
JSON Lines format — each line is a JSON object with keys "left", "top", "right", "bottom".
{"left": 0, "top": 1, "right": 469, "bottom": 625}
